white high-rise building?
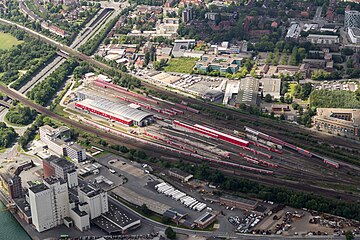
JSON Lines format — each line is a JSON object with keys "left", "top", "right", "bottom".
{"left": 29, "top": 178, "right": 70, "bottom": 232}
{"left": 78, "top": 185, "right": 108, "bottom": 220}
{"left": 345, "top": 10, "right": 360, "bottom": 29}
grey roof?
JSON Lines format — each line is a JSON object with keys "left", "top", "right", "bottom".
{"left": 46, "top": 155, "right": 75, "bottom": 169}
{"left": 82, "top": 98, "right": 153, "bottom": 123}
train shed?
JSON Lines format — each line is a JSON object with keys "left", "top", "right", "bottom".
{"left": 75, "top": 98, "right": 154, "bottom": 127}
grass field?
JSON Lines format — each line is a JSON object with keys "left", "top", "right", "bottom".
{"left": 163, "top": 57, "right": 198, "bottom": 74}
{"left": 0, "top": 32, "right": 23, "bottom": 50}
{"left": 288, "top": 83, "right": 297, "bottom": 96}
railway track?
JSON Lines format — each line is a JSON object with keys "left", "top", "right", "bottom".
{"left": 1, "top": 16, "right": 357, "bottom": 156}
{"left": 1, "top": 18, "right": 359, "bottom": 200}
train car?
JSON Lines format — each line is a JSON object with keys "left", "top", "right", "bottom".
{"left": 173, "top": 120, "right": 219, "bottom": 139}
{"left": 323, "top": 158, "right": 340, "bottom": 169}
{"left": 195, "top": 124, "right": 249, "bottom": 147}
{"left": 170, "top": 108, "right": 184, "bottom": 114}
{"left": 186, "top": 107, "right": 200, "bottom": 114}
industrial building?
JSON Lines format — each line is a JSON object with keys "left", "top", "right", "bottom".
{"left": 0, "top": 171, "right": 23, "bottom": 199}
{"left": 29, "top": 177, "right": 70, "bottom": 232}
{"left": 42, "top": 156, "right": 78, "bottom": 188}
{"left": 75, "top": 98, "right": 154, "bottom": 127}
{"left": 314, "top": 108, "right": 360, "bottom": 136}
{"left": 168, "top": 168, "right": 194, "bottom": 182}
{"left": 259, "top": 78, "right": 281, "bottom": 100}
{"left": 219, "top": 195, "right": 258, "bottom": 210}
{"left": 39, "top": 125, "right": 87, "bottom": 163}
{"left": 0, "top": 161, "right": 33, "bottom": 200}
{"left": 92, "top": 199, "right": 141, "bottom": 234}
{"left": 235, "top": 77, "right": 259, "bottom": 107}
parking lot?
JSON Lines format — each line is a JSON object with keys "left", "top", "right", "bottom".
{"left": 93, "top": 153, "right": 253, "bottom": 233}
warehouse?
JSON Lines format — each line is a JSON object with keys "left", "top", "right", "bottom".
{"left": 75, "top": 98, "right": 154, "bottom": 127}
{"left": 220, "top": 195, "right": 258, "bottom": 210}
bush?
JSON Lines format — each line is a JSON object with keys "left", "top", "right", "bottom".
{"left": 165, "top": 227, "right": 176, "bottom": 240}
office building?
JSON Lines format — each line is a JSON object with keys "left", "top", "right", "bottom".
{"left": 29, "top": 178, "right": 70, "bottom": 232}
{"left": 306, "top": 34, "right": 340, "bottom": 45}
{"left": 65, "top": 144, "right": 87, "bottom": 163}
{"left": 40, "top": 125, "right": 87, "bottom": 163}
{"left": 348, "top": 27, "right": 360, "bottom": 44}
{"left": 345, "top": 10, "right": 360, "bottom": 29}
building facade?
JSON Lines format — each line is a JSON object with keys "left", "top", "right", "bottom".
{"left": 29, "top": 178, "right": 70, "bottom": 232}
{"left": 78, "top": 185, "right": 108, "bottom": 220}
{"left": 345, "top": 10, "right": 360, "bottom": 29}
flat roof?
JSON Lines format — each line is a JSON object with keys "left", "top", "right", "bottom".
{"left": 46, "top": 155, "right": 75, "bottom": 169}
{"left": 168, "top": 168, "right": 193, "bottom": 178}
{"left": 195, "top": 212, "right": 217, "bottom": 224}
{"left": 102, "top": 200, "right": 140, "bottom": 228}
{"left": 29, "top": 183, "right": 49, "bottom": 194}
{"left": 220, "top": 195, "right": 258, "bottom": 206}
{"left": 14, "top": 198, "right": 31, "bottom": 217}
{"left": 72, "top": 206, "right": 88, "bottom": 217}
{"left": 92, "top": 216, "right": 122, "bottom": 234}
{"left": 236, "top": 77, "right": 259, "bottom": 106}
{"left": 259, "top": 78, "right": 281, "bottom": 95}
{"left": 44, "top": 177, "right": 66, "bottom": 185}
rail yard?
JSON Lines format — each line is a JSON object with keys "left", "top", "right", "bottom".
{"left": 57, "top": 76, "right": 360, "bottom": 202}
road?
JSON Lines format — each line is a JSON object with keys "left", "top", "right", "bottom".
{"left": 19, "top": 56, "right": 66, "bottom": 94}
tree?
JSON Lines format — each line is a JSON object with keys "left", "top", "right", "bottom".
{"left": 144, "top": 52, "right": 150, "bottom": 66}
{"left": 264, "top": 94, "right": 272, "bottom": 103}
{"left": 280, "top": 114, "right": 285, "bottom": 120}
{"left": 165, "top": 227, "right": 176, "bottom": 239}
{"left": 140, "top": 204, "right": 151, "bottom": 216}
{"left": 345, "top": 231, "right": 354, "bottom": 240}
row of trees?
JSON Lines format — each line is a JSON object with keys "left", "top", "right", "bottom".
{"left": 79, "top": 6, "right": 133, "bottom": 55}
{"left": 18, "top": 115, "right": 45, "bottom": 149}
{"left": 0, "top": 122, "right": 18, "bottom": 149}
{"left": 27, "top": 59, "right": 78, "bottom": 105}
{"left": 0, "top": 25, "right": 55, "bottom": 84}
{"left": 175, "top": 162, "right": 360, "bottom": 221}
{"left": 10, "top": 52, "right": 56, "bottom": 90}
{"left": 79, "top": 14, "right": 120, "bottom": 55}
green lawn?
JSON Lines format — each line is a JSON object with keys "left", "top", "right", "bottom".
{"left": 288, "top": 83, "right": 297, "bottom": 96}
{"left": 163, "top": 57, "right": 198, "bottom": 74}
{"left": 0, "top": 32, "right": 23, "bottom": 50}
